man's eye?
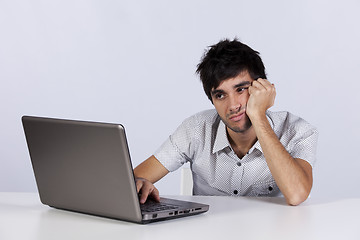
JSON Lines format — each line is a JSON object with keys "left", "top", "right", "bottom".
{"left": 237, "top": 87, "right": 249, "bottom": 93}
{"left": 215, "top": 93, "right": 224, "bottom": 99}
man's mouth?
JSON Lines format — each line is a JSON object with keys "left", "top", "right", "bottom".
{"left": 229, "top": 112, "right": 245, "bottom": 122}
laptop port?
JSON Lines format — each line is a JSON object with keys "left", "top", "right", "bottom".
{"left": 152, "top": 214, "right": 158, "bottom": 218}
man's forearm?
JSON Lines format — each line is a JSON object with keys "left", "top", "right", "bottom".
{"left": 251, "top": 114, "right": 313, "bottom": 205}
{"left": 133, "top": 155, "right": 169, "bottom": 183}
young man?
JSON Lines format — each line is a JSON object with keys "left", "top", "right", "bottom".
{"left": 134, "top": 39, "right": 318, "bottom": 206}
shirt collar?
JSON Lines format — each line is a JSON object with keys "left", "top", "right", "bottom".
{"left": 212, "top": 111, "right": 275, "bottom": 154}
{"left": 212, "top": 120, "right": 230, "bottom": 154}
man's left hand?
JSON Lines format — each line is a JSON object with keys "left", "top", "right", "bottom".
{"left": 246, "top": 78, "right": 276, "bottom": 120}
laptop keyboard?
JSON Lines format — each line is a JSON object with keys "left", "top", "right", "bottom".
{"left": 140, "top": 201, "right": 179, "bottom": 212}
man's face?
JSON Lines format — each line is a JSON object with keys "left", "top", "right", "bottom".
{"left": 211, "top": 71, "right": 254, "bottom": 134}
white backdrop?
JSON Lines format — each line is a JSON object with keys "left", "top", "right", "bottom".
{"left": 1, "top": 0, "right": 359, "bottom": 198}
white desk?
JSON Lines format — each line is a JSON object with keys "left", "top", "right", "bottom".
{"left": 1, "top": 193, "right": 359, "bottom": 240}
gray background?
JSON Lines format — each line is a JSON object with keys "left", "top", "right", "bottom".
{"left": 1, "top": 0, "right": 359, "bottom": 198}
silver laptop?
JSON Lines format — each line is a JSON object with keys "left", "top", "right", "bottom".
{"left": 22, "top": 116, "right": 209, "bottom": 224}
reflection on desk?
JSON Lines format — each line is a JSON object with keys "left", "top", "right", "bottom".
{"left": 0, "top": 193, "right": 359, "bottom": 240}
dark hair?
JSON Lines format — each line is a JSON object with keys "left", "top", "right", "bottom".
{"left": 196, "top": 38, "right": 266, "bottom": 101}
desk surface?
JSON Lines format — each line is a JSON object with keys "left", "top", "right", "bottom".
{"left": 1, "top": 193, "right": 359, "bottom": 240}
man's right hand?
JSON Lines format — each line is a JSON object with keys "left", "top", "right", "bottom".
{"left": 135, "top": 177, "right": 160, "bottom": 204}
{"left": 133, "top": 155, "right": 169, "bottom": 204}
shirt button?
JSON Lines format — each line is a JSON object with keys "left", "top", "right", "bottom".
{"left": 237, "top": 162, "right": 242, "bottom": 166}
{"left": 233, "top": 190, "right": 238, "bottom": 195}
{"left": 268, "top": 186, "right": 273, "bottom": 191}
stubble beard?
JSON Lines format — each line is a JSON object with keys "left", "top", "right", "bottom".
{"left": 222, "top": 113, "right": 253, "bottom": 134}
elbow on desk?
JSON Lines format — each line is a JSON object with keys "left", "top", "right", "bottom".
{"left": 283, "top": 178, "right": 312, "bottom": 206}
{"left": 286, "top": 197, "right": 304, "bottom": 206}
{"left": 285, "top": 189, "right": 310, "bottom": 206}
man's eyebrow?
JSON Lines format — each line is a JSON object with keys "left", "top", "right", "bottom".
{"left": 211, "top": 81, "right": 252, "bottom": 96}
{"left": 234, "top": 81, "right": 251, "bottom": 88}
{"left": 211, "top": 89, "right": 224, "bottom": 96}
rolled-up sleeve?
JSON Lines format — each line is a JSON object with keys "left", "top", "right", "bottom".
{"left": 154, "top": 116, "right": 196, "bottom": 172}
{"left": 290, "top": 128, "right": 318, "bottom": 167}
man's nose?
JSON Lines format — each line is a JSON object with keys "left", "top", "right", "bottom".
{"left": 229, "top": 94, "right": 241, "bottom": 112}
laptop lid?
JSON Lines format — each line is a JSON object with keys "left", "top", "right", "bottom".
{"left": 22, "top": 116, "right": 208, "bottom": 224}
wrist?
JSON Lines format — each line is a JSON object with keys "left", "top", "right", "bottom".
{"left": 250, "top": 112, "right": 273, "bottom": 137}
{"left": 248, "top": 110, "right": 267, "bottom": 123}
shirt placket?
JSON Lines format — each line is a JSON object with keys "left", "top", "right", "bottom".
{"left": 229, "top": 151, "right": 244, "bottom": 196}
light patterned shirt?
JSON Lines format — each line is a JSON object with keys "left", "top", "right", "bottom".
{"left": 154, "top": 109, "right": 318, "bottom": 197}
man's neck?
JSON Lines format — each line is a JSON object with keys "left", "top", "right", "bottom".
{"left": 226, "top": 127, "right": 257, "bottom": 159}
